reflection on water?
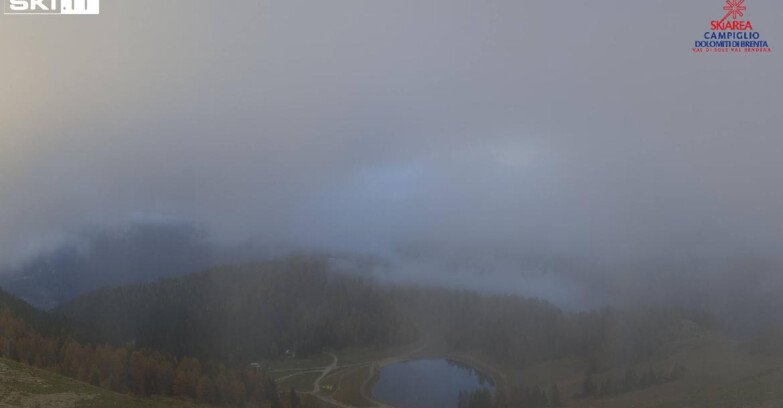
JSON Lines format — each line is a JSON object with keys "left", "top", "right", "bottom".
{"left": 372, "top": 359, "right": 495, "bottom": 408}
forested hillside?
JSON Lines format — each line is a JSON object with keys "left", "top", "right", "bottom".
{"left": 58, "top": 257, "right": 717, "bottom": 376}
{"left": 0, "top": 288, "right": 298, "bottom": 407}
{"left": 394, "top": 287, "right": 716, "bottom": 369}
{"left": 58, "top": 257, "right": 417, "bottom": 364}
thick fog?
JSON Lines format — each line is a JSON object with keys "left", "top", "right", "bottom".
{"left": 1, "top": 1, "right": 782, "bottom": 308}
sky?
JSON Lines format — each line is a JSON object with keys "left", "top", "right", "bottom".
{"left": 1, "top": 0, "right": 782, "bottom": 299}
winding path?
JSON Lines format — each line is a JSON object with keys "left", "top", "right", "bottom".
{"left": 312, "top": 352, "right": 338, "bottom": 393}
{"left": 274, "top": 369, "right": 323, "bottom": 383}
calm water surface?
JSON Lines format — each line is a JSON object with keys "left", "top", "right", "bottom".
{"left": 372, "top": 359, "right": 494, "bottom": 408}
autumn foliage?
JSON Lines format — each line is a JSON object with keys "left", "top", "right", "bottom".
{"left": 0, "top": 307, "right": 282, "bottom": 406}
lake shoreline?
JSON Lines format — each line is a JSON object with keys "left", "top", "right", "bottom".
{"left": 371, "top": 357, "right": 499, "bottom": 408}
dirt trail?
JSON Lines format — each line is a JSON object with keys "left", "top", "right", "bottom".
{"left": 312, "top": 353, "right": 338, "bottom": 393}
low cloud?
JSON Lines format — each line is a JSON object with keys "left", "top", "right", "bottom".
{"left": 1, "top": 0, "right": 783, "bottom": 309}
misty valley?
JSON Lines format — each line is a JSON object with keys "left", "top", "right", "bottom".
{"left": 2, "top": 1, "right": 782, "bottom": 407}
{"left": 1, "top": 256, "right": 783, "bottom": 408}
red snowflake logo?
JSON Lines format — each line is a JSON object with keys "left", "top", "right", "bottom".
{"left": 720, "top": 0, "right": 747, "bottom": 22}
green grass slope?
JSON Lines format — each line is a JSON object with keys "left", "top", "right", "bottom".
{"left": 0, "top": 357, "right": 219, "bottom": 408}
{"left": 0, "top": 357, "right": 166, "bottom": 408}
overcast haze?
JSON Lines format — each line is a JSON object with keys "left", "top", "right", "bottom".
{"left": 1, "top": 1, "right": 782, "bottom": 302}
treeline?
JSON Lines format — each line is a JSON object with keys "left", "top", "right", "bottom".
{"left": 579, "top": 364, "right": 686, "bottom": 399}
{"left": 395, "top": 287, "right": 714, "bottom": 369}
{"left": 393, "top": 288, "right": 571, "bottom": 366}
{"left": 0, "top": 305, "right": 298, "bottom": 407}
{"left": 461, "top": 384, "right": 562, "bottom": 408}
{"left": 458, "top": 388, "right": 493, "bottom": 408}
{"left": 394, "top": 287, "right": 711, "bottom": 408}
{"left": 55, "top": 257, "right": 718, "bottom": 372}
{"left": 58, "top": 258, "right": 417, "bottom": 363}
{"left": 502, "top": 384, "right": 563, "bottom": 408}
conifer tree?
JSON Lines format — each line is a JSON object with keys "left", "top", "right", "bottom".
{"left": 548, "top": 384, "right": 562, "bottom": 407}
{"left": 582, "top": 372, "right": 596, "bottom": 398}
